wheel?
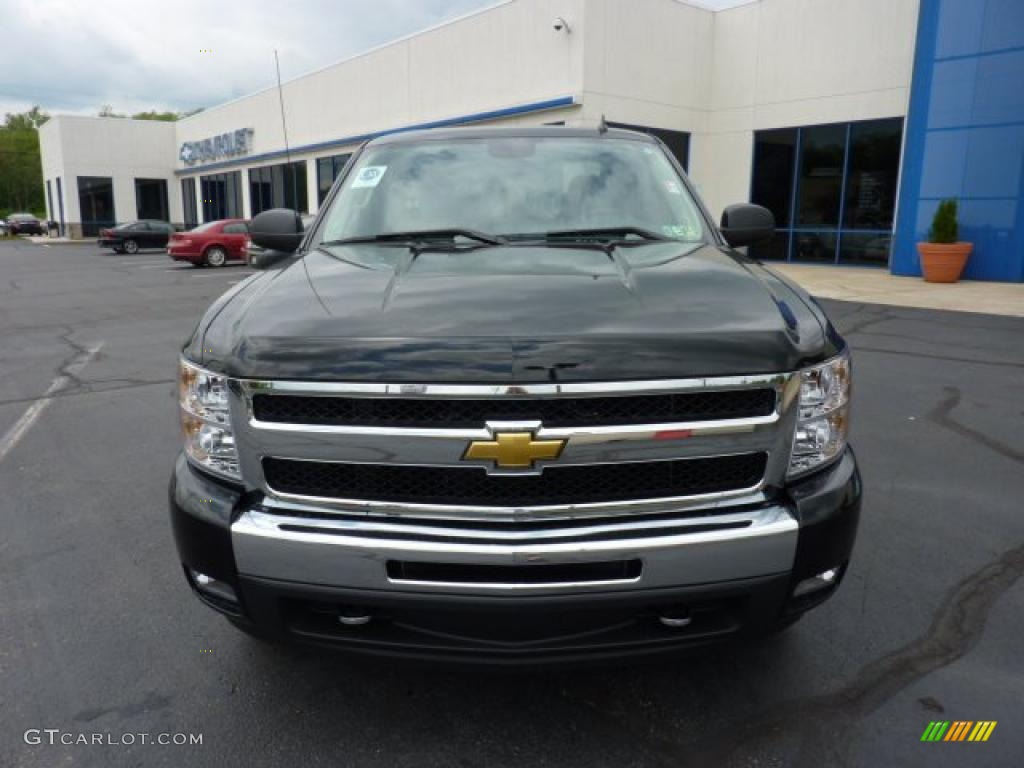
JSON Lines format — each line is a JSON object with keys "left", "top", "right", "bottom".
{"left": 123, "top": 239, "right": 139, "bottom": 254}
{"left": 205, "top": 246, "right": 227, "bottom": 267}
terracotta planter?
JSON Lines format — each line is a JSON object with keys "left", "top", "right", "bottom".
{"left": 917, "top": 241, "right": 973, "bottom": 283}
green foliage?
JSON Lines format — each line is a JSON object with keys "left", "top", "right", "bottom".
{"left": 131, "top": 111, "right": 180, "bottom": 121}
{"left": 100, "top": 106, "right": 204, "bottom": 121}
{"left": 929, "top": 199, "right": 959, "bottom": 244}
{"left": 0, "top": 106, "right": 49, "bottom": 217}
{"left": 4, "top": 106, "right": 49, "bottom": 130}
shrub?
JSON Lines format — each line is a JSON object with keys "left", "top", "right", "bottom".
{"left": 929, "top": 199, "right": 958, "bottom": 244}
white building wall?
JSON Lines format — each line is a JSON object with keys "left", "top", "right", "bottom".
{"left": 173, "top": 0, "right": 585, "bottom": 173}
{"left": 578, "top": 0, "right": 714, "bottom": 130}
{"left": 38, "top": 0, "right": 920, "bottom": 233}
{"left": 691, "top": 0, "right": 920, "bottom": 219}
{"left": 38, "top": 116, "right": 178, "bottom": 234}
{"left": 38, "top": 118, "right": 64, "bottom": 223}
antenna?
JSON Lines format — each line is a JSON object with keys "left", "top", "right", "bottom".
{"left": 274, "top": 49, "right": 299, "bottom": 213}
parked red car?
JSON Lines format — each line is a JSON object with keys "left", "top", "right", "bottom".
{"left": 167, "top": 219, "right": 249, "bottom": 267}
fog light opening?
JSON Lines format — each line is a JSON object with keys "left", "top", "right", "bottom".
{"left": 793, "top": 566, "right": 840, "bottom": 598}
{"left": 189, "top": 568, "right": 239, "bottom": 604}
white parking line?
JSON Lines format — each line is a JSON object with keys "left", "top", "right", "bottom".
{"left": 0, "top": 342, "right": 104, "bottom": 464}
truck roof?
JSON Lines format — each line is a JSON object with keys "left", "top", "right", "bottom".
{"left": 370, "top": 125, "right": 660, "bottom": 146}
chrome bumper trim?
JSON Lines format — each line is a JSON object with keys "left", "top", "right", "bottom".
{"left": 231, "top": 505, "right": 798, "bottom": 594}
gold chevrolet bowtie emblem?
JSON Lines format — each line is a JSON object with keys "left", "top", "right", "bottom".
{"left": 464, "top": 432, "right": 566, "bottom": 469}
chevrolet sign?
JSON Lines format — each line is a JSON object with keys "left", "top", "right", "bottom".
{"left": 179, "top": 128, "right": 254, "bottom": 166}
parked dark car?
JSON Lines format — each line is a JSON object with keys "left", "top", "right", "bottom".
{"left": 172, "top": 126, "right": 861, "bottom": 663}
{"left": 6, "top": 213, "right": 44, "bottom": 235}
{"left": 99, "top": 220, "right": 176, "bottom": 253}
{"left": 167, "top": 219, "right": 249, "bottom": 267}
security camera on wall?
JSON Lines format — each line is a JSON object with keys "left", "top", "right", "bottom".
{"left": 553, "top": 16, "right": 570, "bottom": 33}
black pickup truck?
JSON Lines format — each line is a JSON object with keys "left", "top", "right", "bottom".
{"left": 170, "top": 126, "right": 861, "bottom": 663}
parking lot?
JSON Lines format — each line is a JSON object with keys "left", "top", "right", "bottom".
{"left": 1, "top": 238, "right": 1022, "bottom": 767}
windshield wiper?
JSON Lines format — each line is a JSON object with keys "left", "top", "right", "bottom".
{"left": 540, "top": 227, "right": 670, "bottom": 243}
{"left": 320, "top": 228, "right": 507, "bottom": 248}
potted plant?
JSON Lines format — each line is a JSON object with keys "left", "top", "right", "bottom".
{"left": 917, "top": 199, "right": 972, "bottom": 283}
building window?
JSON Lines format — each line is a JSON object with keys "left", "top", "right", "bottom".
{"left": 135, "top": 178, "right": 169, "bottom": 221}
{"left": 316, "top": 153, "right": 351, "bottom": 206}
{"left": 200, "top": 171, "right": 242, "bottom": 222}
{"left": 46, "top": 180, "right": 54, "bottom": 224}
{"left": 181, "top": 178, "right": 198, "bottom": 229}
{"left": 607, "top": 121, "right": 690, "bottom": 170}
{"left": 750, "top": 118, "right": 903, "bottom": 266}
{"left": 77, "top": 176, "right": 116, "bottom": 237}
{"left": 249, "top": 160, "right": 308, "bottom": 216}
{"left": 56, "top": 177, "right": 65, "bottom": 236}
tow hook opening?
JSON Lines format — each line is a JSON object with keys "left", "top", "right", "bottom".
{"left": 658, "top": 607, "right": 693, "bottom": 629}
{"left": 337, "top": 608, "right": 373, "bottom": 627}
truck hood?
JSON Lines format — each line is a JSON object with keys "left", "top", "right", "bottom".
{"left": 200, "top": 242, "right": 837, "bottom": 382}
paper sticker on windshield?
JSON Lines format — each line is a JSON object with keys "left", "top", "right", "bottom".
{"left": 664, "top": 180, "right": 682, "bottom": 195}
{"left": 352, "top": 165, "right": 387, "bottom": 188}
{"left": 663, "top": 224, "right": 701, "bottom": 240}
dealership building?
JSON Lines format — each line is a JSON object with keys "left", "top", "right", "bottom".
{"left": 38, "top": 0, "right": 1024, "bottom": 281}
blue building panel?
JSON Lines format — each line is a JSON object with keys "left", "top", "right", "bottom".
{"left": 893, "top": 0, "right": 1024, "bottom": 282}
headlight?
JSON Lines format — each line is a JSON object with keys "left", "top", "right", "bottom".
{"left": 788, "top": 351, "right": 851, "bottom": 478}
{"left": 179, "top": 359, "right": 240, "bottom": 480}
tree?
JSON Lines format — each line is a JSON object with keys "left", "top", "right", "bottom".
{"left": 0, "top": 106, "right": 48, "bottom": 218}
{"left": 99, "top": 106, "right": 204, "bottom": 121}
{"left": 4, "top": 106, "right": 49, "bottom": 130}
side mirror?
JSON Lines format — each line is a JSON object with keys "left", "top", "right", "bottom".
{"left": 247, "top": 245, "right": 294, "bottom": 270}
{"left": 720, "top": 204, "right": 775, "bottom": 248}
{"left": 250, "top": 208, "right": 304, "bottom": 253}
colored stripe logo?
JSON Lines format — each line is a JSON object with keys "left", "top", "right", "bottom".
{"left": 921, "top": 721, "right": 997, "bottom": 742}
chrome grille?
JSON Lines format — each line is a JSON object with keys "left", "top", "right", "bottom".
{"left": 231, "top": 374, "right": 800, "bottom": 521}
{"left": 263, "top": 453, "right": 768, "bottom": 507}
{"left": 251, "top": 388, "right": 776, "bottom": 428}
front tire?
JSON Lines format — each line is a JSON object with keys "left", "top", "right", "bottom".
{"left": 205, "top": 247, "right": 227, "bottom": 267}
{"left": 123, "top": 239, "right": 139, "bottom": 254}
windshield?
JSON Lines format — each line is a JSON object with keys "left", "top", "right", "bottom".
{"left": 315, "top": 137, "right": 706, "bottom": 245}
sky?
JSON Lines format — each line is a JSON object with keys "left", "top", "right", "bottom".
{"left": 0, "top": 0, "right": 746, "bottom": 120}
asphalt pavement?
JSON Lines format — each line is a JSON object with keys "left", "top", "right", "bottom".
{"left": 1, "top": 238, "right": 1022, "bottom": 767}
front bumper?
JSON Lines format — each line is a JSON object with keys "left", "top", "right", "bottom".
{"left": 170, "top": 450, "right": 861, "bottom": 662}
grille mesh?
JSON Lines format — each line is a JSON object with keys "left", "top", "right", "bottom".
{"left": 263, "top": 453, "right": 767, "bottom": 507}
{"left": 252, "top": 389, "right": 776, "bottom": 428}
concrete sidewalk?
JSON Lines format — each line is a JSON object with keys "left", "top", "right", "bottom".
{"left": 773, "top": 263, "right": 1024, "bottom": 317}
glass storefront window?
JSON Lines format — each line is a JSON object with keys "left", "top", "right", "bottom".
{"left": 77, "top": 176, "right": 115, "bottom": 236}
{"left": 792, "top": 231, "right": 839, "bottom": 264}
{"left": 135, "top": 178, "right": 169, "bottom": 221}
{"left": 317, "top": 153, "right": 352, "bottom": 205}
{"left": 181, "top": 178, "right": 198, "bottom": 229}
{"left": 839, "top": 233, "right": 892, "bottom": 266}
{"left": 751, "top": 128, "right": 797, "bottom": 229}
{"left": 751, "top": 118, "right": 903, "bottom": 265}
{"left": 249, "top": 160, "right": 308, "bottom": 216}
{"left": 843, "top": 118, "right": 902, "bottom": 230}
{"left": 200, "top": 171, "right": 242, "bottom": 222}
{"left": 796, "top": 124, "right": 845, "bottom": 228}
